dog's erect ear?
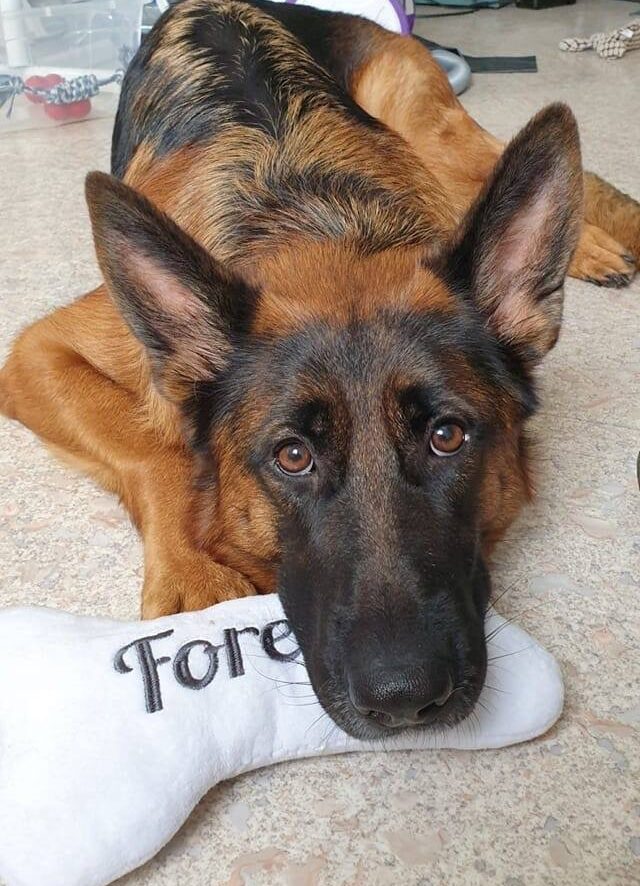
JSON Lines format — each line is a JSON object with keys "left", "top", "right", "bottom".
{"left": 85, "top": 172, "right": 256, "bottom": 400}
{"left": 442, "top": 104, "right": 583, "bottom": 364}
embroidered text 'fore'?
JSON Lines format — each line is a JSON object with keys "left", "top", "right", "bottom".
{"left": 114, "top": 619, "right": 300, "bottom": 713}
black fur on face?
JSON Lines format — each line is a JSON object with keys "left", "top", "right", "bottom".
{"left": 201, "top": 308, "right": 532, "bottom": 739}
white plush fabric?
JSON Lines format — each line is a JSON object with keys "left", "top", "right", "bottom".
{"left": 0, "top": 594, "right": 563, "bottom": 886}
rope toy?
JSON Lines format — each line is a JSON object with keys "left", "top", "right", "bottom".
{"left": 559, "top": 21, "right": 640, "bottom": 60}
{"left": 0, "top": 592, "right": 563, "bottom": 886}
{"left": 0, "top": 70, "right": 124, "bottom": 119}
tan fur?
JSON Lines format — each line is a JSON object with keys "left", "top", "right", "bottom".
{"left": 251, "top": 243, "right": 454, "bottom": 335}
{"left": 351, "top": 32, "right": 639, "bottom": 285}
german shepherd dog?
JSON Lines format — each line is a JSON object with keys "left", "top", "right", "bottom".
{"left": 1, "top": 0, "right": 639, "bottom": 738}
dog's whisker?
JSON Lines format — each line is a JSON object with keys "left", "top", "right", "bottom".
{"left": 488, "top": 580, "right": 522, "bottom": 611}
{"left": 486, "top": 601, "right": 548, "bottom": 642}
{"left": 482, "top": 683, "right": 508, "bottom": 695}
{"left": 304, "top": 709, "right": 331, "bottom": 739}
{"left": 487, "top": 645, "right": 532, "bottom": 663}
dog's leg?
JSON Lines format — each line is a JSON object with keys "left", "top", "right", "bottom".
{"left": 569, "top": 219, "right": 636, "bottom": 288}
{"left": 582, "top": 173, "right": 640, "bottom": 272}
{"left": 0, "top": 288, "right": 256, "bottom": 617}
{"left": 344, "top": 28, "right": 637, "bottom": 286}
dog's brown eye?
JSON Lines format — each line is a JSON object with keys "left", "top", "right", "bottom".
{"left": 430, "top": 424, "right": 467, "bottom": 457}
{"left": 275, "top": 440, "right": 314, "bottom": 475}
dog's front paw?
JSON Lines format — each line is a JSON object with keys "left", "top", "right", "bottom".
{"left": 142, "top": 553, "right": 257, "bottom": 619}
{"left": 570, "top": 223, "right": 636, "bottom": 287}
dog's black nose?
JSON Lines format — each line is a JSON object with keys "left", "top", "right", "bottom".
{"left": 348, "top": 667, "right": 454, "bottom": 728}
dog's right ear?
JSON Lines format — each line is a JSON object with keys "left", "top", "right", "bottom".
{"left": 439, "top": 104, "right": 583, "bottom": 367}
{"left": 85, "top": 172, "right": 256, "bottom": 401}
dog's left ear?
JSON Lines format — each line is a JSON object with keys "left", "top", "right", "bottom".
{"left": 442, "top": 103, "right": 583, "bottom": 364}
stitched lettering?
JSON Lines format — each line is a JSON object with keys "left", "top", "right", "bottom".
{"left": 114, "top": 620, "right": 300, "bottom": 712}
{"left": 262, "top": 619, "right": 301, "bottom": 662}
{"left": 114, "top": 630, "right": 174, "bottom": 713}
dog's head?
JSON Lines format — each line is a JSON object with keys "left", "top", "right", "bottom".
{"left": 87, "top": 104, "right": 582, "bottom": 738}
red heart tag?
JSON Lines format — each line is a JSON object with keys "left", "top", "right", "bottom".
{"left": 44, "top": 98, "right": 91, "bottom": 121}
{"left": 25, "top": 73, "right": 64, "bottom": 104}
{"left": 25, "top": 73, "right": 92, "bottom": 120}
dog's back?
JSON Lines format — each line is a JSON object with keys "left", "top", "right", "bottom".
{"left": 112, "top": 0, "right": 375, "bottom": 176}
{"left": 111, "top": 0, "right": 453, "bottom": 268}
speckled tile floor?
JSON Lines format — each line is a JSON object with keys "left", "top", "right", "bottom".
{"left": 0, "top": 1, "right": 639, "bottom": 884}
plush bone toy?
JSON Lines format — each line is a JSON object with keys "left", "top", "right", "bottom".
{"left": 560, "top": 21, "right": 640, "bottom": 60}
{"left": 0, "top": 593, "right": 563, "bottom": 886}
